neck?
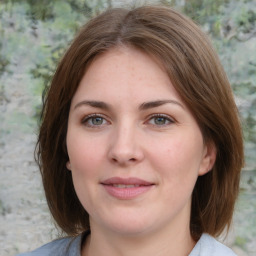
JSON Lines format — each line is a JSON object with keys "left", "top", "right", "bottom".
{"left": 82, "top": 221, "right": 195, "bottom": 256}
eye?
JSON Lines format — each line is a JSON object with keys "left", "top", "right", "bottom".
{"left": 147, "top": 114, "right": 174, "bottom": 126}
{"left": 82, "top": 114, "right": 109, "bottom": 127}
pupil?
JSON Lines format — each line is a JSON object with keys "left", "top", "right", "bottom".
{"left": 155, "top": 117, "right": 165, "bottom": 125}
{"left": 92, "top": 117, "right": 103, "bottom": 125}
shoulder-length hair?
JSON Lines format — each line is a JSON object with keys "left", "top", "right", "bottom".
{"left": 36, "top": 5, "right": 244, "bottom": 240}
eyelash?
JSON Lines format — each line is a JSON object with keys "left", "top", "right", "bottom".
{"left": 146, "top": 114, "right": 175, "bottom": 126}
{"left": 81, "top": 113, "right": 175, "bottom": 128}
{"left": 81, "top": 114, "right": 109, "bottom": 128}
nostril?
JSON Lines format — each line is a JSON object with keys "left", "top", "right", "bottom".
{"left": 112, "top": 158, "right": 118, "bottom": 162}
{"left": 111, "top": 157, "right": 137, "bottom": 164}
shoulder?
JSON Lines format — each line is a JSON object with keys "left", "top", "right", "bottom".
{"left": 189, "top": 233, "right": 237, "bottom": 256}
{"left": 16, "top": 234, "right": 83, "bottom": 256}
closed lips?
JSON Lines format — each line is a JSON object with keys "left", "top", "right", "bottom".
{"left": 112, "top": 184, "right": 143, "bottom": 188}
{"left": 101, "top": 177, "right": 155, "bottom": 199}
{"left": 101, "top": 177, "right": 154, "bottom": 187}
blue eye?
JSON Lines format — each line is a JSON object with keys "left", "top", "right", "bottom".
{"left": 148, "top": 115, "right": 174, "bottom": 126}
{"left": 91, "top": 117, "right": 105, "bottom": 125}
{"left": 82, "top": 115, "right": 108, "bottom": 127}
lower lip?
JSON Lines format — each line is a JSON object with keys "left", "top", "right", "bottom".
{"left": 102, "top": 185, "right": 153, "bottom": 199}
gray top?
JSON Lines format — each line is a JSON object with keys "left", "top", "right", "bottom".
{"left": 189, "top": 233, "right": 236, "bottom": 256}
{"left": 17, "top": 233, "right": 236, "bottom": 256}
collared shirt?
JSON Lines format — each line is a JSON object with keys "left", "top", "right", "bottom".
{"left": 17, "top": 232, "right": 237, "bottom": 256}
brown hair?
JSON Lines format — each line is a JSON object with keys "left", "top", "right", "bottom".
{"left": 36, "top": 5, "right": 244, "bottom": 240}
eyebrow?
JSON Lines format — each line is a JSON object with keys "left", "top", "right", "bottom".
{"left": 74, "top": 100, "right": 110, "bottom": 110}
{"left": 139, "top": 100, "right": 184, "bottom": 110}
{"left": 74, "top": 99, "right": 184, "bottom": 111}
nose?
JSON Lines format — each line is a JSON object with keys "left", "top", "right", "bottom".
{"left": 107, "top": 124, "right": 144, "bottom": 166}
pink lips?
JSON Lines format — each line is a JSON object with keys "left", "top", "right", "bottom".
{"left": 101, "top": 177, "right": 154, "bottom": 200}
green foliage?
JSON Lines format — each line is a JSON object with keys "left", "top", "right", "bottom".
{"left": 235, "top": 236, "right": 247, "bottom": 249}
{"left": 0, "top": 50, "right": 9, "bottom": 76}
{"left": 0, "top": 19, "right": 9, "bottom": 76}
{"left": 26, "top": 0, "right": 55, "bottom": 21}
{"left": 183, "top": 0, "right": 229, "bottom": 24}
{"left": 0, "top": 0, "right": 110, "bottom": 128}
{"left": 235, "top": 7, "right": 256, "bottom": 33}
{"left": 161, "top": 0, "right": 230, "bottom": 37}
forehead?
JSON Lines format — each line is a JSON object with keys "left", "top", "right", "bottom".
{"left": 71, "top": 46, "right": 183, "bottom": 105}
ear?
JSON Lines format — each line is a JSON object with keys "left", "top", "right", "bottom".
{"left": 198, "top": 141, "right": 217, "bottom": 176}
{"left": 66, "top": 161, "right": 71, "bottom": 170}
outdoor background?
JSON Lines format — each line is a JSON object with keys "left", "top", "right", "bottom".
{"left": 0, "top": 0, "right": 255, "bottom": 255}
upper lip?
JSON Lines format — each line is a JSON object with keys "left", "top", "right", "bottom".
{"left": 101, "top": 177, "right": 153, "bottom": 186}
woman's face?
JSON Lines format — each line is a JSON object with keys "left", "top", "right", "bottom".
{"left": 66, "top": 47, "right": 215, "bottom": 237}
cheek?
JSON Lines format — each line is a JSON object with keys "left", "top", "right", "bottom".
{"left": 149, "top": 135, "right": 204, "bottom": 185}
{"left": 66, "top": 132, "right": 105, "bottom": 176}
{"left": 155, "top": 138, "right": 202, "bottom": 167}
{"left": 66, "top": 134, "right": 106, "bottom": 210}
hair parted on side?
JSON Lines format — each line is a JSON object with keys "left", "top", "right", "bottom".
{"left": 36, "top": 5, "right": 244, "bottom": 240}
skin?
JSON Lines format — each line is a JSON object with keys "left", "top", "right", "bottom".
{"left": 66, "top": 46, "right": 216, "bottom": 256}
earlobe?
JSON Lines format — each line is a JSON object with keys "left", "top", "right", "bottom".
{"left": 198, "top": 141, "right": 217, "bottom": 176}
{"left": 66, "top": 161, "right": 71, "bottom": 170}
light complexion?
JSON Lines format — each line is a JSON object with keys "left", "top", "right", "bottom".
{"left": 66, "top": 47, "right": 216, "bottom": 256}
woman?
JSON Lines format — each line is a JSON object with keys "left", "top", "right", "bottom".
{"left": 18, "top": 5, "right": 244, "bottom": 256}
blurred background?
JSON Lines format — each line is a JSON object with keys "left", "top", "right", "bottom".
{"left": 0, "top": 0, "right": 255, "bottom": 255}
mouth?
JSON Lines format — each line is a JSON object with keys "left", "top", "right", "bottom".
{"left": 101, "top": 177, "right": 153, "bottom": 186}
{"left": 112, "top": 184, "right": 141, "bottom": 188}
{"left": 101, "top": 177, "right": 154, "bottom": 200}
